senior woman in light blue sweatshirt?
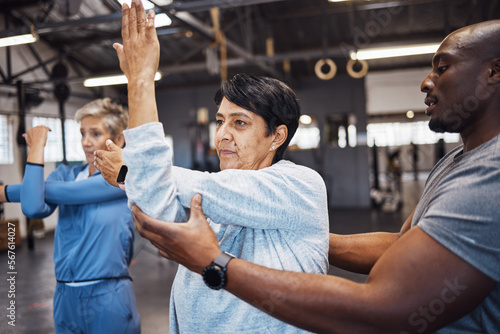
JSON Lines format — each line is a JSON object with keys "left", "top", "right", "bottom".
{"left": 97, "top": 1, "right": 329, "bottom": 333}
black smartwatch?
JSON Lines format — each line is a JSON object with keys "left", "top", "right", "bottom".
{"left": 202, "top": 251, "right": 235, "bottom": 290}
{"left": 116, "top": 165, "right": 128, "bottom": 184}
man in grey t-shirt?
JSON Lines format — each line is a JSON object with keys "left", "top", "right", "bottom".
{"left": 133, "top": 20, "right": 500, "bottom": 333}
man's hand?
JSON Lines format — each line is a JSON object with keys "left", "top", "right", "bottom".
{"left": 94, "top": 139, "right": 124, "bottom": 187}
{"left": 133, "top": 194, "right": 221, "bottom": 274}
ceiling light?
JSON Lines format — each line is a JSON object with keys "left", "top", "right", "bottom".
{"left": 299, "top": 115, "right": 312, "bottom": 125}
{"left": 351, "top": 43, "right": 440, "bottom": 60}
{"left": 116, "top": 0, "right": 173, "bottom": 10}
{"left": 83, "top": 72, "right": 162, "bottom": 87}
{"left": 0, "top": 26, "right": 38, "bottom": 48}
{"left": 406, "top": 110, "right": 415, "bottom": 119}
{"left": 117, "top": 0, "right": 155, "bottom": 10}
{"left": 155, "top": 13, "right": 172, "bottom": 27}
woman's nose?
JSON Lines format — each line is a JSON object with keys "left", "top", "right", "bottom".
{"left": 217, "top": 124, "right": 232, "bottom": 141}
{"left": 81, "top": 135, "right": 91, "bottom": 146}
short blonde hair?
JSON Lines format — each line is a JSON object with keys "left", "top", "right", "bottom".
{"left": 74, "top": 98, "right": 128, "bottom": 138}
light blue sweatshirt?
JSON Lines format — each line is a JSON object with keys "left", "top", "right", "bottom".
{"left": 123, "top": 122, "right": 329, "bottom": 333}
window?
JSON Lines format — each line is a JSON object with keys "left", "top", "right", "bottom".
{"left": 32, "top": 117, "right": 85, "bottom": 162}
{"left": 366, "top": 121, "right": 460, "bottom": 147}
{"left": 289, "top": 115, "right": 320, "bottom": 150}
{"left": 0, "top": 115, "right": 14, "bottom": 164}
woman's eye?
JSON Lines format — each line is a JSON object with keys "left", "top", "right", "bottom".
{"left": 235, "top": 120, "right": 246, "bottom": 126}
{"left": 216, "top": 120, "right": 223, "bottom": 126}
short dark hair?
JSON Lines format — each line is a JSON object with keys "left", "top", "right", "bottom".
{"left": 214, "top": 74, "right": 301, "bottom": 164}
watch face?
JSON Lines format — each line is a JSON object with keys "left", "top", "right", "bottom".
{"left": 203, "top": 266, "right": 225, "bottom": 290}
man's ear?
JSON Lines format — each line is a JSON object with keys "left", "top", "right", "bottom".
{"left": 487, "top": 57, "right": 500, "bottom": 84}
{"left": 272, "top": 125, "right": 288, "bottom": 149}
{"left": 114, "top": 133, "right": 125, "bottom": 148}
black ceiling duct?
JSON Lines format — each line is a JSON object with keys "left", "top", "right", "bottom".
{"left": 55, "top": 0, "right": 84, "bottom": 17}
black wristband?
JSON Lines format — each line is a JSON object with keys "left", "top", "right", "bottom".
{"left": 116, "top": 165, "right": 128, "bottom": 184}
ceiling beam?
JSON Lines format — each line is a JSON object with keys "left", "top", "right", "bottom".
{"left": 155, "top": 0, "right": 289, "bottom": 13}
{"left": 172, "top": 11, "right": 282, "bottom": 78}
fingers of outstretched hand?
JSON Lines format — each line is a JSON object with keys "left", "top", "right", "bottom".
{"left": 146, "top": 9, "right": 156, "bottom": 35}
{"left": 128, "top": 1, "right": 137, "bottom": 40}
{"left": 121, "top": 3, "right": 130, "bottom": 42}
{"left": 136, "top": 0, "right": 147, "bottom": 36}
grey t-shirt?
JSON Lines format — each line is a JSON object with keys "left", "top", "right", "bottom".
{"left": 412, "top": 134, "right": 500, "bottom": 333}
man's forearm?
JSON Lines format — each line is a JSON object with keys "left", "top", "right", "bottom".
{"left": 224, "top": 259, "right": 386, "bottom": 334}
{"left": 222, "top": 227, "right": 492, "bottom": 334}
{"left": 329, "top": 232, "right": 398, "bottom": 274}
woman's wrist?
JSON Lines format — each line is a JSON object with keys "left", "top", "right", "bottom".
{"left": 26, "top": 146, "right": 45, "bottom": 164}
{"left": 0, "top": 185, "right": 7, "bottom": 202}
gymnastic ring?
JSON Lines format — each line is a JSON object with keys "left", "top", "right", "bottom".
{"left": 314, "top": 58, "right": 337, "bottom": 80}
{"left": 346, "top": 59, "right": 369, "bottom": 79}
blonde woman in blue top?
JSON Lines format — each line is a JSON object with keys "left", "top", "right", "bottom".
{"left": 0, "top": 98, "right": 140, "bottom": 334}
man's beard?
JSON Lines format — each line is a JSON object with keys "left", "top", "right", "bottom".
{"left": 428, "top": 118, "right": 447, "bottom": 133}
{"left": 428, "top": 112, "right": 464, "bottom": 134}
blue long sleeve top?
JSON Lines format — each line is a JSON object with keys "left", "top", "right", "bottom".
{"left": 6, "top": 163, "right": 134, "bottom": 282}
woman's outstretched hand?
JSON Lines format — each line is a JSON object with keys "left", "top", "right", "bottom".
{"left": 113, "top": 0, "right": 160, "bottom": 84}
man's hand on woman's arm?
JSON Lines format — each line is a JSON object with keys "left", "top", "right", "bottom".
{"left": 132, "top": 193, "right": 221, "bottom": 274}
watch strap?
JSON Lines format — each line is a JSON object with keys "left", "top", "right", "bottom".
{"left": 212, "top": 251, "right": 235, "bottom": 269}
{"left": 116, "top": 165, "right": 128, "bottom": 184}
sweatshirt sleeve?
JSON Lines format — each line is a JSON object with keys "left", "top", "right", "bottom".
{"left": 123, "top": 122, "right": 328, "bottom": 233}
{"left": 171, "top": 164, "right": 328, "bottom": 232}
{"left": 44, "top": 174, "right": 126, "bottom": 205}
{"left": 21, "top": 163, "right": 127, "bottom": 219}
{"left": 21, "top": 163, "right": 57, "bottom": 219}
{"left": 122, "top": 122, "right": 188, "bottom": 222}
{"left": 5, "top": 184, "right": 21, "bottom": 203}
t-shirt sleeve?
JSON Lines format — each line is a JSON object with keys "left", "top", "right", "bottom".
{"left": 418, "top": 163, "right": 500, "bottom": 281}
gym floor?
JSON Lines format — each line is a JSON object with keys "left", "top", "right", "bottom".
{"left": 0, "top": 173, "right": 424, "bottom": 334}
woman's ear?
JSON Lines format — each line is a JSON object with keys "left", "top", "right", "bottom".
{"left": 114, "top": 133, "right": 125, "bottom": 148}
{"left": 272, "top": 125, "right": 288, "bottom": 149}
